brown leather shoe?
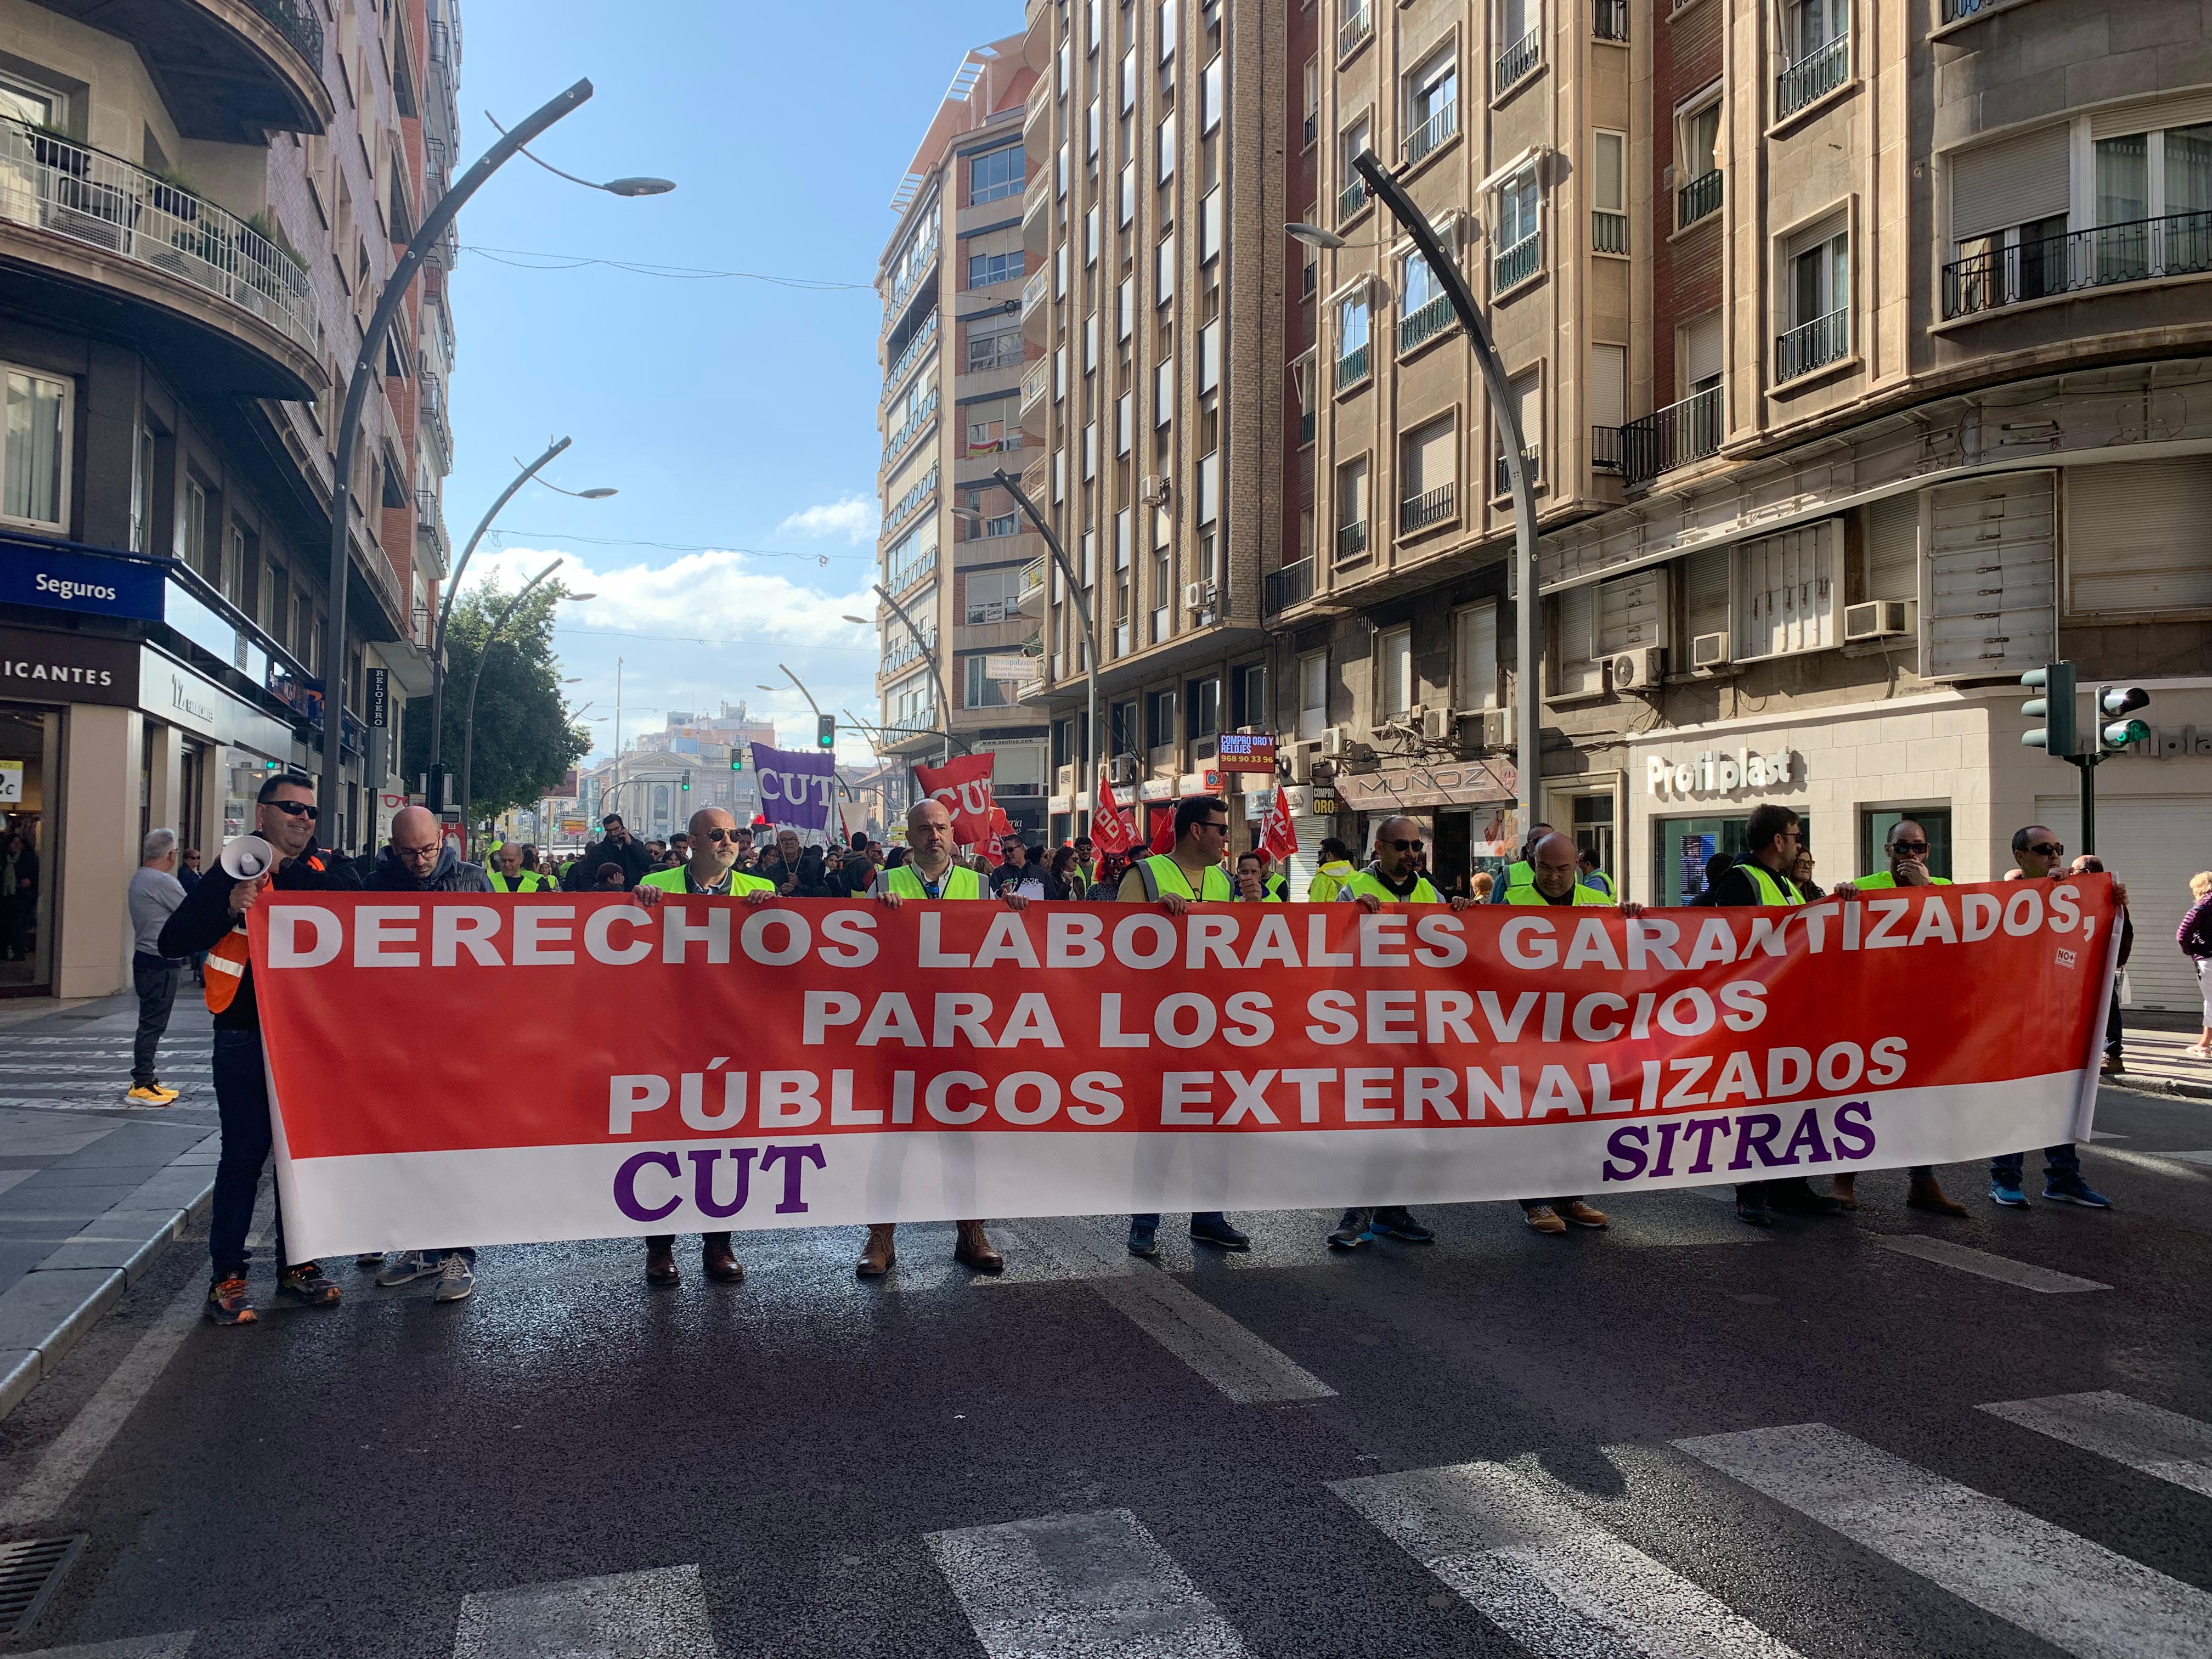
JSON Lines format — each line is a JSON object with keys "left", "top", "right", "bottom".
{"left": 645, "top": 1241, "right": 680, "bottom": 1286}
{"left": 1906, "top": 1175, "right": 1970, "bottom": 1217}
{"left": 953, "top": 1219, "right": 1004, "bottom": 1274}
{"left": 1558, "top": 1200, "right": 1609, "bottom": 1228}
{"left": 702, "top": 1239, "right": 745, "bottom": 1283}
{"left": 1830, "top": 1172, "right": 1858, "bottom": 1210}
{"left": 1522, "top": 1204, "right": 1567, "bottom": 1234}
{"left": 856, "top": 1223, "right": 898, "bottom": 1278}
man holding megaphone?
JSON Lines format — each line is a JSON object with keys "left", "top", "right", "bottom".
{"left": 159, "top": 771, "right": 361, "bottom": 1327}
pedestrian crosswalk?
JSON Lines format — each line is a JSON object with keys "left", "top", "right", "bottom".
{"left": 0, "top": 1035, "right": 214, "bottom": 1114}
{"left": 18, "top": 1388, "right": 2209, "bottom": 1656}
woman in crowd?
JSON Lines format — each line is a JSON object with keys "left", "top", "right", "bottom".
{"left": 1791, "top": 848, "right": 1824, "bottom": 901}
{"left": 1046, "top": 845, "right": 1081, "bottom": 901}
{"left": 2181, "top": 871, "right": 2212, "bottom": 1060}
{"left": 1085, "top": 851, "right": 1127, "bottom": 901}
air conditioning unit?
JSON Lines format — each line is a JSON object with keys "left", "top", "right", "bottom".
{"left": 1691, "top": 631, "right": 1731, "bottom": 670}
{"left": 1419, "top": 707, "right": 1453, "bottom": 742}
{"left": 1139, "top": 475, "right": 1172, "bottom": 506}
{"left": 1475, "top": 708, "right": 1510, "bottom": 751}
{"left": 1104, "top": 754, "right": 1139, "bottom": 786}
{"left": 1321, "top": 724, "right": 1352, "bottom": 758}
{"left": 1844, "top": 599, "right": 1912, "bottom": 642}
{"left": 1610, "top": 646, "right": 1667, "bottom": 692}
{"left": 1182, "top": 580, "right": 1217, "bottom": 612}
{"left": 1288, "top": 743, "right": 1314, "bottom": 783}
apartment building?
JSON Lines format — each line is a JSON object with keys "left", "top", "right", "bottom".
{"left": 0, "top": 0, "right": 456, "bottom": 996}
{"left": 579, "top": 704, "right": 777, "bottom": 844}
{"left": 873, "top": 35, "right": 1052, "bottom": 839}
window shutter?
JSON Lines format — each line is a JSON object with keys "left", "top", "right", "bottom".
{"left": 1948, "top": 125, "right": 2069, "bottom": 241}
{"left": 1511, "top": 371, "right": 1541, "bottom": 460}
{"left": 1925, "top": 472, "right": 2056, "bottom": 677}
{"left": 1590, "top": 343, "right": 1626, "bottom": 431}
{"left": 1683, "top": 312, "right": 1724, "bottom": 387}
{"left": 1597, "top": 568, "right": 1667, "bottom": 654}
{"left": 1863, "top": 490, "right": 1918, "bottom": 604}
{"left": 2090, "top": 92, "right": 2212, "bottom": 139}
{"left": 2063, "top": 456, "right": 2212, "bottom": 614}
{"left": 1685, "top": 545, "right": 1731, "bottom": 643}
{"left": 1409, "top": 418, "right": 1454, "bottom": 495}
{"left": 1455, "top": 603, "right": 1498, "bottom": 710}
{"left": 1734, "top": 520, "right": 1841, "bottom": 661}
{"left": 1554, "top": 586, "right": 1602, "bottom": 695}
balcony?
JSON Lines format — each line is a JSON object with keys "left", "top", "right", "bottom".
{"left": 1492, "top": 451, "right": 1540, "bottom": 497}
{"left": 1941, "top": 213, "right": 2212, "bottom": 320}
{"left": 1022, "top": 357, "right": 1048, "bottom": 409}
{"left": 1334, "top": 343, "right": 1370, "bottom": 391}
{"left": 1678, "top": 168, "right": 1723, "bottom": 230}
{"left": 1593, "top": 211, "right": 1627, "bottom": 254}
{"left": 1492, "top": 232, "right": 1541, "bottom": 294}
{"left": 1775, "top": 307, "right": 1849, "bottom": 382}
{"left": 1404, "top": 100, "right": 1458, "bottom": 166}
{"left": 1019, "top": 557, "right": 1047, "bottom": 608}
{"left": 883, "top": 234, "right": 939, "bottom": 322}
{"left": 1336, "top": 519, "right": 1369, "bottom": 560}
{"left": 882, "top": 387, "right": 940, "bottom": 466}
{"left": 0, "top": 117, "right": 320, "bottom": 397}
{"left": 882, "top": 462, "right": 939, "bottom": 540}
{"left": 1336, "top": 177, "right": 1370, "bottom": 224}
{"left": 1337, "top": 1, "right": 1373, "bottom": 59}
{"left": 1264, "top": 556, "right": 1314, "bottom": 613}
{"left": 1621, "top": 385, "right": 1724, "bottom": 487}
{"left": 1494, "top": 28, "right": 1541, "bottom": 95}
{"left": 883, "top": 310, "right": 938, "bottom": 399}
{"left": 1590, "top": 425, "right": 1622, "bottom": 474}
{"left": 36, "top": 0, "right": 334, "bottom": 140}
{"left": 1398, "top": 292, "right": 1454, "bottom": 352}
{"left": 1022, "top": 265, "right": 1049, "bottom": 317}
{"left": 420, "top": 372, "right": 454, "bottom": 474}
{"left": 1776, "top": 33, "right": 1849, "bottom": 120}
{"left": 1300, "top": 408, "right": 1315, "bottom": 445}
{"left": 1593, "top": 0, "right": 1628, "bottom": 40}
{"left": 1401, "top": 484, "right": 1454, "bottom": 533}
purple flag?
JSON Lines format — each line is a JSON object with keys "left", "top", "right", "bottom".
{"left": 751, "top": 743, "right": 839, "bottom": 838}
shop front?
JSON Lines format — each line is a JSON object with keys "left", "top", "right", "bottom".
{"left": 1330, "top": 758, "right": 1518, "bottom": 899}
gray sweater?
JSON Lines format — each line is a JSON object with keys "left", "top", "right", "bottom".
{"left": 127, "top": 865, "right": 186, "bottom": 960}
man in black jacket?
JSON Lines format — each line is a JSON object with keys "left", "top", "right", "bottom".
{"left": 157, "top": 771, "right": 358, "bottom": 1325}
{"left": 562, "top": 813, "right": 652, "bottom": 891}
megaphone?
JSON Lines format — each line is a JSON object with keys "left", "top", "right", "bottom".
{"left": 218, "top": 833, "right": 276, "bottom": 882}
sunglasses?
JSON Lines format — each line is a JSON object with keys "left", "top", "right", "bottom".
{"left": 1383, "top": 838, "right": 1425, "bottom": 853}
{"left": 1197, "top": 821, "right": 1230, "bottom": 833}
{"left": 2025, "top": 841, "right": 2064, "bottom": 858}
{"left": 1890, "top": 840, "right": 1928, "bottom": 855}
{"left": 700, "top": 828, "right": 741, "bottom": 844}
{"left": 267, "top": 799, "right": 319, "bottom": 820}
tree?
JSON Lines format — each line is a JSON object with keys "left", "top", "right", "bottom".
{"left": 404, "top": 578, "right": 589, "bottom": 823}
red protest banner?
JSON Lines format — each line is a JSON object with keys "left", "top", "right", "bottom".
{"left": 913, "top": 754, "right": 997, "bottom": 848}
{"left": 1260, "top": 788, "right": 1299, "bottom": 865}
{"left": 252, "top": 881, "right": 2119, "bottom": 1256}
{"left": 1090, "top": 770, "right": 1138, "bottom": 857}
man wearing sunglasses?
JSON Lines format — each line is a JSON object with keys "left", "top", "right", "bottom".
{"left": 158, "top": 771, "right": 359, "bottom": 1325}
{"left": 1850, "top": 820, "right": 1951, "bottom": 891}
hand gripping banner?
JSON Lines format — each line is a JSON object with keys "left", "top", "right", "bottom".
{"left": 253, "top": 879, "right": 2119, "bottom": 1256}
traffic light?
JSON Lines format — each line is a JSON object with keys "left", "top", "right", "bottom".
{"left": 2095, "top": 685, "right": 2150, "bottom": 752}
{"left": 2020, "top": 662, "right": 2076, "bottom": 757}
{"left": 729, "top": 749, "right": 744, "bottom": 774}
{"left": 816, "top": 714, "right": 836, "bottom": 750}
{"left": 680, "top": 769, "right": 692, "bottom": 793}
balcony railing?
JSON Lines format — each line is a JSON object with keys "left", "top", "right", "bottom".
{"left": 0, "top": 117, "right": 318, "bottom": 356}
{"left": 1022, "top": 357, "right": 1048, "bottom": 408}
{"left": 882, "top": 387, "right": 939, "bottom": 465}
{"left": 884, "top": 235, "right": 938, "bottom": 318}
{"left": 1590, "top": 425, "right": 1622, "bottom": 473}
{"left": 246, "top": 0, "right": 324, "bottom": 66}
{"left": 1334, "top": 342, "right": 1370, "bottom": 390}
{"left": 1401, "top": 483, "right": 1455, "bottom": 532}
{"left": 1495, "top": 27, "right": 1541, "bottom": 94}
{"left": 1593, "top": 0, "right": 1628, "bottom": 41}
{"left": 1022, "top": 265, "right": 1049, "bottom": 315}
{"left": 415, "top": 488, "right": 439, "bottom": 533}
{"left": 1775, "top": 306, "right": 1849, "bottom": 381}
{"left": 1492, "top": 452, "right": 1540, "bottom": 497}
{"left": 1336, "top": 519, "right": 1369, "bottom": 560}
{"left": 1338, "top": 1, "right": 1373, "bottom": 58}
{"left": 1405, "top": 100, "right": 1458, "bottom": 165}
{"left": 1265, "top": 556, "right": 1314, "bottom": 613}
{"left": 881, "top": 462, "right": 938, "bottom": 539}
{"left": 420, "top": 371, "right": 453, "bottom": 473}
{"left": 1336, "top": 176, "right": 1369, "bottom": 223}
{"left": 1300, "top": 408, "right": 1316, "bottom": 445}
{"left": 1678, "top": 168, "right": 1723, "bottom": 229}
{"left": 1304, "top": 112, "right": 1318, "bottom": 146}
{"left": 1492, "top": 232, "right": 1541, "bottom": 294}
{"left": 1941, "top": 212, "right": 2212, "bottom": 320}
{"left": 1019, "top": 556, "right": 1047, "bottom": 606}
{"left": 883, "top": 311, "right": 938, "bottom": 398}
{"left": 1593, "top": 210, "right": 1627, "bottom": 254}
{"left": 1621, "top": 385, "right": 1724, "bottom": 486}
{"left": 1398, "top": 292, "right": 1454, "bottom": 352}
{"left": 1776, "top": 33, "right": 1849, "bottom": 119}
{"left": 1940, "top": 0, "right": 1995, "bottom": 16}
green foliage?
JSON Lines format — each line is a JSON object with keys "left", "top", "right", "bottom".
{"left": 403, "top": 579, "right": 588, "bottom": 824}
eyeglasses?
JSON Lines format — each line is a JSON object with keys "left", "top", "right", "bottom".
{"left": 1383, "top": 838, "right": 1425, "bottom": 853}
{"left": 1197, "top": 820, "right": 1230, "bottom": 834}
{"left": 267, "top": 800, "right": 318, "bottom": 820}
{"left": 701, "top": 828, "right": 741, "bottom": 844}
{"left": 1889, "top": 840, "right": 1929, "bottom": 855}
{"left": 396, "top": 843, "right": 439, "bottom": 860}
{"left": 2025, "top": 841, "right": 2064, "bottom": 858}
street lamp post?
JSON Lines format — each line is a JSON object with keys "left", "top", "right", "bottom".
{"left": 457, "top": 561, "right": 595, "bottom": 837}
{"left": 864, "top": 585, "right": 967, "bottom": 763}
{"left": 317, "top": 76, "right": 671, "bottom": 838}
{"left": 1291, "top": 150, "right": 1543, "bottom": 848}
{"left": 985, "top": 466, "right": 1096, "bottom": 834}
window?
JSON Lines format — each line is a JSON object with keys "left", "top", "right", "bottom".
{"left": 1197, "top": 451, "right": 1220, "bottom": 525}
{"left": 1778, "top": 0, "right": 1849, "bottom": 120}
{"left": 1054, "top": 345, "right": 1068, "bottom": 399}
{"left": 1083, "top": 421, "right": 1098, "bottom": 478}
{"left": 1056, "top": 242, "right": 1069, "bottom": 296}
{"left": 1401, "top": 415, "right": 1455, "bottom": 531}
{"left": 1232, "top": 661, "right": 1268, "bottom": 730}
{"left": 966, "top": 228, "right": 1024, "bottom": 289}
{"left": 884, "top": 520, "right": 939, "bottom": 590}
{"left": 1493, "top": 167, "right": 1542, "bottom": 290}
{"left": 1115, "top": 507, "right": 1133, "bottom": 571}
{"left": 967, "top": 323, "right": 1022, "bottom": 373}
{"left": 1859, "top": 808, "right": 1953, "bottom": 884}
{"left": 1147, "top": 687, "right": 1178, "bottom": 750}
{"left": 1339, "top": 115, "right": 1373, "bottom": 218}
{"left": 1087, "top": 98, "right": 1101, "bottom": 159}
{"left": 1376, "top": 624, "right": 1413, "bottom": 720}
{"left": 1398, "top": 249, "right": 1452, "bottom": 349}
{"left": 966, "top": 397, "right": 1019, "bottom": 455}
{"left": 1945, "top": 125, "right": 2068, "bottom": 315}
{"left": 1086, "top": 204, "right": 1100, "bottom": 264}
{"left": 180, "top": 477, "right": 208, "bottom": 575}
{"left": 969, "top": 144, "right": 1023, "bottom": 205}
{"left": 1159, "top": 0, "right": 1177, "bottom": 60}
{"left": 1158, "top": 111, "right": 1177, "bottom": 182}
{"left": 1678, "top": 98, "right": 1723, "bottom": 226}
{"left": 965, "top": 566, "right": 1026, "bottom": 624}
{"left": 1778, "top": 213, "right": 1849, "bottom": 380}
{"left": 1336, "top": 455, "right": 1370, "bottom": 557}
{"left": 1120, "top": 160, "right": 1136, "bottom": 225}
{"left": 1201, "top": 56, "right": 1224, "bottom": 133}
{"left": 128, "top": 423, "right": 154, "bottom": 552}
{"left": 1733, "top": 519, "right": 1841, "bottom": 662}
{"left": 2062, "top": 456, "right": 2212, "bottom": 616}
{"left": 1200, "top": 186, "right": 1223, "bottom": 262}
{"left": 1, "top": 366, "right": 69, "bottom": 528}
{"left": 1121, "top": 47, "right": 1137, "bottom": 110}
{"left": 1118, "top": 390, "right": 1134, "bottom": 453}
{"left": 1406, "top": 50, "right": 1457, "bottom": 163}
{"left": 1297, "top": 651, "right": 1329, "bottom": 739}
{"left": 1496, "top": 369, "right": 1541, "bottom": 494}
{"left": 1057, "top": 142, "right": 1069, "bottom": 196}
{"left": 1156, "top": 232, "right": 1176, "bottom": 306}
{"left": 1155, "top": 357, "right": 1176, "bottom": 424}
{"left": 1590, "top": 342, "right": 1627, "bottom": 470}
{"left": 1593, "top": 130, "right": 1627, "bottom": 253}
{"left": 1453, "top": 602, "right": 1499, "bottom": 709}
{"left": 1119, "top": 275, "right": 1136, "bottom": 340}
{"left": 1188, "top": 678, "right": 1221, "bottom": 743}
{"left": 1335, "top": 290, "right": 1372, "bottom": 388}
{"left": 1198, "top": 319, "right": 1221, "bottom": 393}
{"left": 1085, "top": 311, "right": 1099, "bottom": 371}
{"left": 964, "top": 654, "right": 1017, "bottom": 709}
{"left": 1496, "top": 0, "right": 1540, "bottom": 91}
{"left": 1680, "top": 309, "right": 1723, "bottom": 397}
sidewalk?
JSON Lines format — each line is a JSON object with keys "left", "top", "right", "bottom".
{"left": 0, "top": 989, "right": 223, "bottom": 1418}
{"left": 2111, "top": 1014, "right": 2212, "bottom": 1101}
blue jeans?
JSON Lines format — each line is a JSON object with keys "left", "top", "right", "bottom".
{"left": 1991, "top": 1144, "right": 2081, "bottom": 1184}
{"left": 211, "top": 1028, "right": 292, "bottom": 1278}
{"left": 1130, "top": 1212, "right": 1227, "bottom": 1229}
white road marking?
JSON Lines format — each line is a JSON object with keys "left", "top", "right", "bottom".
{"left": 1331, "top": 1459, "right": 1802, "bottom": 1659}
{"left": 0, "top": 1272, "right": 206, "bottom": 1530}
{"left": 2080, "top": 1147, "right": 2211, "bottom": 1182}
{"left": 1014, "top": 1218, "right": 1334, "bottom": 1404}
{"left": 2157, "top": 1149, "right": 2212, "bottom": 1167}
{"left": 1871, "top": 1234, "right": 2109, "bottom": 1293}
{"left": 1979, "top": 1391, "right": 2212, "bottom": 1498}
{"left": 927, "top": 1507, "right": 1250, "bottom": 1658}
{"left": 452, "top": 1564, "right": 718, "bottom": 1658}
{"left": 1677, "top": 1422, "right": 2212, "bottom": 1659}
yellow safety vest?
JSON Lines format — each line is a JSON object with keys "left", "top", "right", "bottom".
{"left": 1345, "top": 868, "right": 1444, "bottom": 905}
{"left": 1737, "top": 862, "right": 1805, "bottom": 905}
{"left": 487, "top": 871, "right": 550, "bottom": 893}
{"left": 639, "top": 866, "right": 776, "bottom": 896}
{"left": 1504, "top": 880, "right": 1612, "bottom": 905}
{"left": 1581, "top": 870, "right": 1617, "bottom": 899}
{"left": 1135, "top": 854, "right": 1234, "bottom": 901}
{"left": 1307, "top": 861, "right": 1354, "bottom": 902}
{"left": 1850, "top": 872, "right": 1951, "bottom": 889}
{"left": 878, "top": 862, "right": 985, "bottom": 900}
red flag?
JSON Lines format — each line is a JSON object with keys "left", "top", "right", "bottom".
{"left": 1149, "top": 805, "right": 1176, "bottom": 856}
{"left": 1090, "top": 770, "right": 1138, "bottom": 857}
{"left": 978, "top": 805, "right": 1015, "bottom": 868}
{"left": 1260, "top": 787, "right": 1300, "bottom": 864}
{"left": 912, "top": 754, "right": 998, "bottom": 848}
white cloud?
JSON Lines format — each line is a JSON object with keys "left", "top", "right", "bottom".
{"left": 777, "top": 496, "right": 879, "bottom": 544}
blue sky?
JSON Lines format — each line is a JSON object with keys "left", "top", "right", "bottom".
{"left": 447, "top": 0, "right": 1018, "bottom": 765}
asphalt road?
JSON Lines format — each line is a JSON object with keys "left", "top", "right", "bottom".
{"left": 0, "top": 1083, "right": 2207, "bottom": 1658}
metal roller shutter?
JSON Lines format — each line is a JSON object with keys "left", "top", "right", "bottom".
{"left": 1925, "top": 472, "right": 2056, "bottom": 678}
{"left": 1863, "top": 490, "right": 1920, "bottom": 604}
{"left": 2090, "top": 92, "right": 2212, "bottom": 139}
{"left": 1591, "top": 344, "right": 1627, "bottom": 432}
{"left": 2062, "top": 457, "right": 2212, "bottom": 617}
{"left": 1683, "top": 311, "right": 1724, "bottom": 388}
{"left": 1948, "top": 125, "right": 2070, "bottom": 241}
{"left": 2034, "top": 793, "right": 2212, "bottom": 1012}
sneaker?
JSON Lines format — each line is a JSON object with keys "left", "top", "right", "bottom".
{"left": 1735, "top": 1200, "right": 1774, "bottom": 1227}
{"left": 1559, "top": 1200, "right": 1610, "bottom": 1228}
{"left": 2183, "top": 1041, "right": 2211, "bottom": 1060}
{"left": 1126, "top": 1221, "right": 1159, "bottom": 1257}
{"left": 1523, "top": 1204, "right": 1568, "bottom": 1235}
{"left": 124, "top": 1083, "right": 177, "bottom": 1106}
{"left": 276, "top": 1263, "right": 342, "bottom": 1306}
{"left": 375, "top": 1251, "right": 441, "bottom": 1287}
{"left": 1189, "top": 1215, "right": 1250, "bottom": 1250}
{"left": 1989, "top": 1178, "right": 2030, "bottom": 1209}
{"left": 1369, "top": 1207, "right": 1436, "bottom": 1244}
{"left": 1326, "top": 1209, "right": 1373, "bottom": 1250}
{"left": 356, "top": 1252, "right": 387, "bottom": 1268}
{"left": 433, "top": 1253, "right": 475, "bottom": 1302}
{"left": 205, "top": 1277, "right": 257, "bottom": 1326}
{"left": 2043, "top": 1176, "right": 2112, "bottom": 1209}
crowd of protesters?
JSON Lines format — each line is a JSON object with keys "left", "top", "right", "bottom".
{"left": 149, "top": 778, "right": 2168, "bottom": 1327}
